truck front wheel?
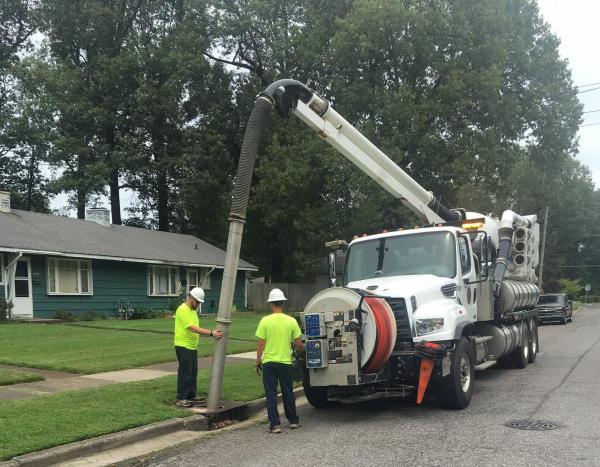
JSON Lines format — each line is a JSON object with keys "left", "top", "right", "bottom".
{"left": 303, "top": 369, "right": 334, "bottom": 408}
{"left": 435, "top": 338, "right": 474, "bottom": 410}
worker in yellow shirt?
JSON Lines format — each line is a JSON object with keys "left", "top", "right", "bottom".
{"left": 174, "top": 287, "right": 222, "bottom": 407}
{"left": 255, "top": 288, "right": 303, "bottom": 433}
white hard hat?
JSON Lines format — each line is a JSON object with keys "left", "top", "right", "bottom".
{"left": 267, "top": 288, "right": 287, "bottom": 302}
{"left": 189, "top": 287, "right": 205, "bottom": 303}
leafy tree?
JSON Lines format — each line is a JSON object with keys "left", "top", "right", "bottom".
{"left": 125, "top": 0, "right": 236, "bottom": 233}
{"left": 36, "top": 0, "right": 146, "bottom": 221}
{"left": 210, "top": 0, "right": 588, "bottom": 281}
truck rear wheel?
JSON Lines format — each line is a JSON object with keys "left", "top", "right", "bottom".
{"left": 507, "top": 325, "right": 529, "bottom": 369}
{"left": 435, "top": 338, "right": 474, "bottom": 410}
{"left": 528, "top": 321, "right": 538, "bottom": 364}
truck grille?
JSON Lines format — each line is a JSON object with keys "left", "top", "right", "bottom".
{"left": 385, "top": 298, "right": 412, "bottom": 347}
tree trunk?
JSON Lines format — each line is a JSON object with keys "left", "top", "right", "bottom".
{"left": 109, "top": 168, "right": 122, "bottom": 224}
{"left": 26, "top": 152, "right": 35, "bottom": 211}
{"left": 157, "top": 166, "right": 169, "bottom": 231}
{"left": 77, "top": 185, "right": 86, "bottom": 219}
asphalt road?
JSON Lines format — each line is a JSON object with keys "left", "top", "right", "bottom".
{"left": 144, "top": 305, "right": 600, "bottom": 467}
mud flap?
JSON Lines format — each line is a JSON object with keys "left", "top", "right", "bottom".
{"left": 417, "top": 358, "right": 435, "bottom": 404}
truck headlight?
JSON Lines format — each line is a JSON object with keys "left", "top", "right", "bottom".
{"left": 415, "top": 318, "right": 444, "bottom": 336}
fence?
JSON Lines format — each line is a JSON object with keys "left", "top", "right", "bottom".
{"left": 247, "top": 282, "right": 325, "bottom": 312}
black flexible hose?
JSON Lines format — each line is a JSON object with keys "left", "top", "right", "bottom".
{"left": 229, "top": 97, "right": 273, "bottom": 219}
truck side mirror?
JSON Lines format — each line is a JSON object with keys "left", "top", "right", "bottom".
{"left": 462, "top": 231, "right": 490, "bottom": 284}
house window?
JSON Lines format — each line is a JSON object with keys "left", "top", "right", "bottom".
{"left": 47, "top": 258, "right": 93, "bottom": 295}
{"left": 148, "top": 266, "right": 179, "bottom": 296}
{"left": 187, "top": 268, "right": 212, "bottom": 291}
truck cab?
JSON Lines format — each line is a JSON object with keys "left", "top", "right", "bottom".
{"left": 343, "top": 227, "right": 479, "bottom": 343}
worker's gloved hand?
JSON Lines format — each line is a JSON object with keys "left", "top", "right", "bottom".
{"left": 255, "top": 361, "right": 262, "bottom": 375}
{"left": 212, "top": 329, "right": 223, "bottom": 339}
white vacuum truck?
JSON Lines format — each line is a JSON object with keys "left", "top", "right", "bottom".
{"left": 210, "top": 79, "right": 540, "bottom": 410}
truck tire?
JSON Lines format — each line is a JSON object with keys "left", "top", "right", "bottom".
{"left": 528, "top": 320, "right": 538, "bottom": 364}
{"left": 302, "top": 368, "right": 333, "bottom": 408}
{"left": 507, "top": 325, "right": 529, "bottom": 369}
{"left": 435, "top": 338, "right": 474, "bottom": 410}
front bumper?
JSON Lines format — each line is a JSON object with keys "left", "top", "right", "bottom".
{"left": 537, "top": 311, "right": 566, "bottom": 321}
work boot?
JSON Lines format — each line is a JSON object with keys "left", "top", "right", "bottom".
{"left": 176, "top": 399, "right": 192, "bottom": 408}
{"left": 267, "top": 425, "right": 282, "bottom": 434}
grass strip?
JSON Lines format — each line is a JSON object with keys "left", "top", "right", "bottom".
{"left": 0, "top": 369, "right": 44, "bottom": 386}
{"left": 0, "top": 324, "right": 256, "bottom": 374}
{"left": 66, "top": 323, "right": 256, "bottom": 342}
{"left": 0, "top": 362, "right": 265, "bottom": 460}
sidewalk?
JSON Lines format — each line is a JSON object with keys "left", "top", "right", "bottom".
{"left": 0, "top": 352, "right": 256, "bottom": 401}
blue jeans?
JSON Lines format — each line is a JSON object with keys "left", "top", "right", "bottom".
{"left": 175, "top": 346, "right": 198, "bottom": 400}
{"left": 262, "top": 362, "right": 299, "bottom": 428}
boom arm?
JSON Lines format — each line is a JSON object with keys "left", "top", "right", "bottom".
{"left": 263, "top": 79, "right": 462, "bottom": 224}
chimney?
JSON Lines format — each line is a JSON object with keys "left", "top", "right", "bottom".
{"left": 86, "top": 207, "right": 111, "bottom": 226}
{"left": 0, "top": 192, "right": 10, "bottom": 213}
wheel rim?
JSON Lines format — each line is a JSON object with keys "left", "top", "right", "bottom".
{"left": 460, "top": 354, "right": 471, "bottom": 392}
{"left": 523, "top": 340, "right": 529, "bottom": 360}
{"left": 532, "top": 338, "right": 537, "bottom": 355}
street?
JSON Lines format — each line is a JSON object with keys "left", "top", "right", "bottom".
{"left": 142, "top": 306, "right": 600, "bottom": 467}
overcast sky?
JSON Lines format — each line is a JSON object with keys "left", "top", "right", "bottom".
{"left": 50, "top": 0, "right": 600, "bottom": 215}
{"left": 537, "top": 0, "right": 600, "bottom": 187}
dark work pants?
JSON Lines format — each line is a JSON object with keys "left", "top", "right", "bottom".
{"left": 262, "top": 362, "right": 299, "bottom": 428}
{"left": 175, "top": 346, "right": 198, "bottom": 400}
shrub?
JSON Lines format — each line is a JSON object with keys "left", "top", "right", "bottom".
{"left": 82, "top": 311, "right": 97, "bottom": 321}
{"left": 51, "top": 310, "right": 78, "bottom": 322}
{"left": 0, "top": 300, "right": 13, "bottom": 321}
{"left": 128, "top": 308, "right": 169, "bottom": 320}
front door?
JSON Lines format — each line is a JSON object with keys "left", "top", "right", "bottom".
{"left": 457, "top": 236, "right": 478, "bottom": 321}
{"left": 12, "top": 257, "right": 33, "bottom": 318}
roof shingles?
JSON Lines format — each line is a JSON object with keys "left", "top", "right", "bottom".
{"left": 0, "top": 210, "right": 257, "bottom": 270}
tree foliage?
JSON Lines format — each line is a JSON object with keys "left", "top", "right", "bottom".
{"left": 0, "top": 0, "right": 596, "bottom": 285}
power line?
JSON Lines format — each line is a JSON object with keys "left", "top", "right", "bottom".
{"left": 577, "top": 81, "right": 600, "bottom": 88}
{"left": 577, "top": 86, "right": 600, "bottom": 94}
{"left": 581, "top": 122, "right": 600, "bottom": 127}
{"left": 583, "top": 109, "right": 600, "bottom": 114}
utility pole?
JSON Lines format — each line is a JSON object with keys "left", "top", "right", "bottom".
{"left": 538, "top": 206, "right": 549, "bottom": 291}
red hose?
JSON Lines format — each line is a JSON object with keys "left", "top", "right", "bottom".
{"left": 363, "top": 297, "right": 395, "bottom": 374}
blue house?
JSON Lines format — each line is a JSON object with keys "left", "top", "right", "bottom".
{"left": 0, "top": 192, "right": 257, "bottom": 319}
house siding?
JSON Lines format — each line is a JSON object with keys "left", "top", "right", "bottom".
{"left": 29, "top": 256, "right": 247, "bottom": 318}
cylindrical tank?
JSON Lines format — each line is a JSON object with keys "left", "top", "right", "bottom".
{"left": 497, "top": 280, "right": 539, "bottom": 316}
{"left": 475, "top": 323, "right": 521, "bottom": 359}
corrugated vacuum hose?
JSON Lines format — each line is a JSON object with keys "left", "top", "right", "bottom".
{"left": 207, "top": 96, "right": 273, "bottom": 409}
{"left": 229, "top": 97, "right": 272, "bottom": 218}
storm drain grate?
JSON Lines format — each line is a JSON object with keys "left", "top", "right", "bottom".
{"left": 505, "top": 420, "right": 558, "bottom": 431}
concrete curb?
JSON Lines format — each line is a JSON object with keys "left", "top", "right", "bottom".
{"left": 1, "top": 388, "right": 304, "bottom": 466}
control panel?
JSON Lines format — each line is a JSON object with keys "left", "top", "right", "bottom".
{"left": 305, "top": 339, "right": 327, "bottom": 368}
{"left": 302, "top": 308, "right": 360, "bottom": 386}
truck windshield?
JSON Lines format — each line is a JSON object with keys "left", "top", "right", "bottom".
{"left": 344, "top": 231, "right": 457, "bottom": 284}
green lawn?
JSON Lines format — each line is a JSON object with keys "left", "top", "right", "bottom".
{"left": 72, "top": 313, "right": 265, "bottom": 340}
{"left": 0, "top": 369, "right": 44, "bottom": 386}
{"left": 0, "top": 323, "right": 257, "bottom": 374}
{"left": 0, "top": 363, "right": 265, "bottom": 460}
